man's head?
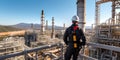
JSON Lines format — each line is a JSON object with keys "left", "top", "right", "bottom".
{"left": 72, "top": 15, "right": 79, "bottom": 26}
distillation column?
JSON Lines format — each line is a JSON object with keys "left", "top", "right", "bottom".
{"left": 77, "top": 0, "right": 86, "bottom": 32}
{"left": 96, "top": 2, "right": 100, "bottom": 26}
{"left": 112, "top": 0, "right": 116, "bottom": 25}
{"left": 41, "top": 10, "right": 45, "bottom": 34}
{"left": 46, "top": 20, "right": 48, "bottom": 30}
{"left": 51, "top": 17, "right": 55, "bottom": 38}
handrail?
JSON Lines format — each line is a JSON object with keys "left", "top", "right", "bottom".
{"left": 0, "top": 43, "right": 63, "bottom": 60}
{"left": 87, "top": 42, "right": 120, "bottom": 52}
{"left": 79, "top": 54, "right": 98, "bottom": 60}
{"left": 1, "top": 42, "right": 120, "bottom": 60}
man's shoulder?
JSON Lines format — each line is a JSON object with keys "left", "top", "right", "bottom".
{"left": 66, "top": 26, "right": 72, "bottom": 31}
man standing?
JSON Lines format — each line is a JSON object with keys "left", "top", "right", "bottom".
{"left": 63, "top": 15, "right": 86, "bottom": 60}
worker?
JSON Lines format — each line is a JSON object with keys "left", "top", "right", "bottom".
{"left": 63, "top": 15, "right": 86, "bottom": 60}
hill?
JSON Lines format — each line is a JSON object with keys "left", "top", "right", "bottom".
{"left": 0, "top": 25, "right": 21, "bottom": 32}
{"left": 11, "top": 23, "right": 63, "bottom": 30}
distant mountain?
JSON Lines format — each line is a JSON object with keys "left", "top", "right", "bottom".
{"left": 0, "top": 25, "right": 20, "bottom": 32}
{"left": 11, "top": 23, "right": 63, "bottom": 30}
{"left": 11, "top": 23, "right": 40, "bottom": 29}
{"left": 10, "top": 23, "right": 91, "bottom": 30}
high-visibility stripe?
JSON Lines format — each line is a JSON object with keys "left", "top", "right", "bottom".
{"left": 74, "top": 43, "right": 77, "bottom": 48}
{"left": 73, "top": 32, "right": 78, "bottom": 48}
{"left": 73, "top": 35, "right": 76, "bottom": 41}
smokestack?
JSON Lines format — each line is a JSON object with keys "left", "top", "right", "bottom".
{"left": 77, "top": 0, "right": 86, "bottom": 32}
{"left": 46, "top": 20, "right": 48, "bottom": 30}
{"left": 41, "top": 10, "right": 45, "bottom": 34}
{"left": 42, "top": 10, "right": 44, "bottom": 15}
{"left": 51, "top": 17, "right": 55, "bottom": 38}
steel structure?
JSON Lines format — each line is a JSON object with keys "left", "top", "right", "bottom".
{"left": 95, "top": 0, "right": 120, "bottom": 26}
{"left": 91, "top": 0, "right": 120, "bottom": 60}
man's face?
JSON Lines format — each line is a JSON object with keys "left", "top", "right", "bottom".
{"left": 72, "top": 21, "right": 79, "bottom": 25}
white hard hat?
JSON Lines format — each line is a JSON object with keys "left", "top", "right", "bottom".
{"left": 72, "top": 15, "right": 79, "bottom": 22}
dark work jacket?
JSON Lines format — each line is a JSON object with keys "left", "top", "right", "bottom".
{"left": 63, "top": 24, "right": 86, "bottom": 48}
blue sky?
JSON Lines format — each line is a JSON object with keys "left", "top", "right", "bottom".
{"left": 0, "top": 0, "right": 116, "bottom": 27}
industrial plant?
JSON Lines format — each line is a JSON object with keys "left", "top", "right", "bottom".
{"left": 0, "top": 0, "right": 120, "bottom": 60}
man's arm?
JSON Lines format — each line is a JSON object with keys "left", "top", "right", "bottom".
{"left": 63, "top": 29, "right": 68, "bottom": 45}
{"left": 80, "top": 29, "right": 86, "bottom": 46}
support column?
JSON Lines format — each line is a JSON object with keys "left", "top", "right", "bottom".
{"left": 77, "top": 0, "right": 86, "bottom": 32}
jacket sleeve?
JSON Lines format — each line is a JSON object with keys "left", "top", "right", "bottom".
{"left": 80, "top": 29, "right": 86, "bottom": 45}
{"left": 63, "top": 29, "right": 69, "bottom": 45}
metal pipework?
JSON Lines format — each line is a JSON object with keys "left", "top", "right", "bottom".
{"left": 77, "top": 0, "right": 86, "bottom": 32}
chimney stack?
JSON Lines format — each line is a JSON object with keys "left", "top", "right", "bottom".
{"left": 41, "top": 10, "right": 45, "bottom": 34}
{"left": 51, "top": 17, "right": 55, "bottom": 38}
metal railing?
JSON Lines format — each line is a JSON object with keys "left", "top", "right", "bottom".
{"left": 0, "top": 43, "right": 63, "bottom": 60}
{"left": 1, "top": 42, "right": 120, "bottom": 60}
{"left": 87, "top": 42, "right": 120, "bottom": 52}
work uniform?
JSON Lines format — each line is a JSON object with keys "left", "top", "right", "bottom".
{"left": 63, "top": 24, "right": 86, "bottom": 60}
